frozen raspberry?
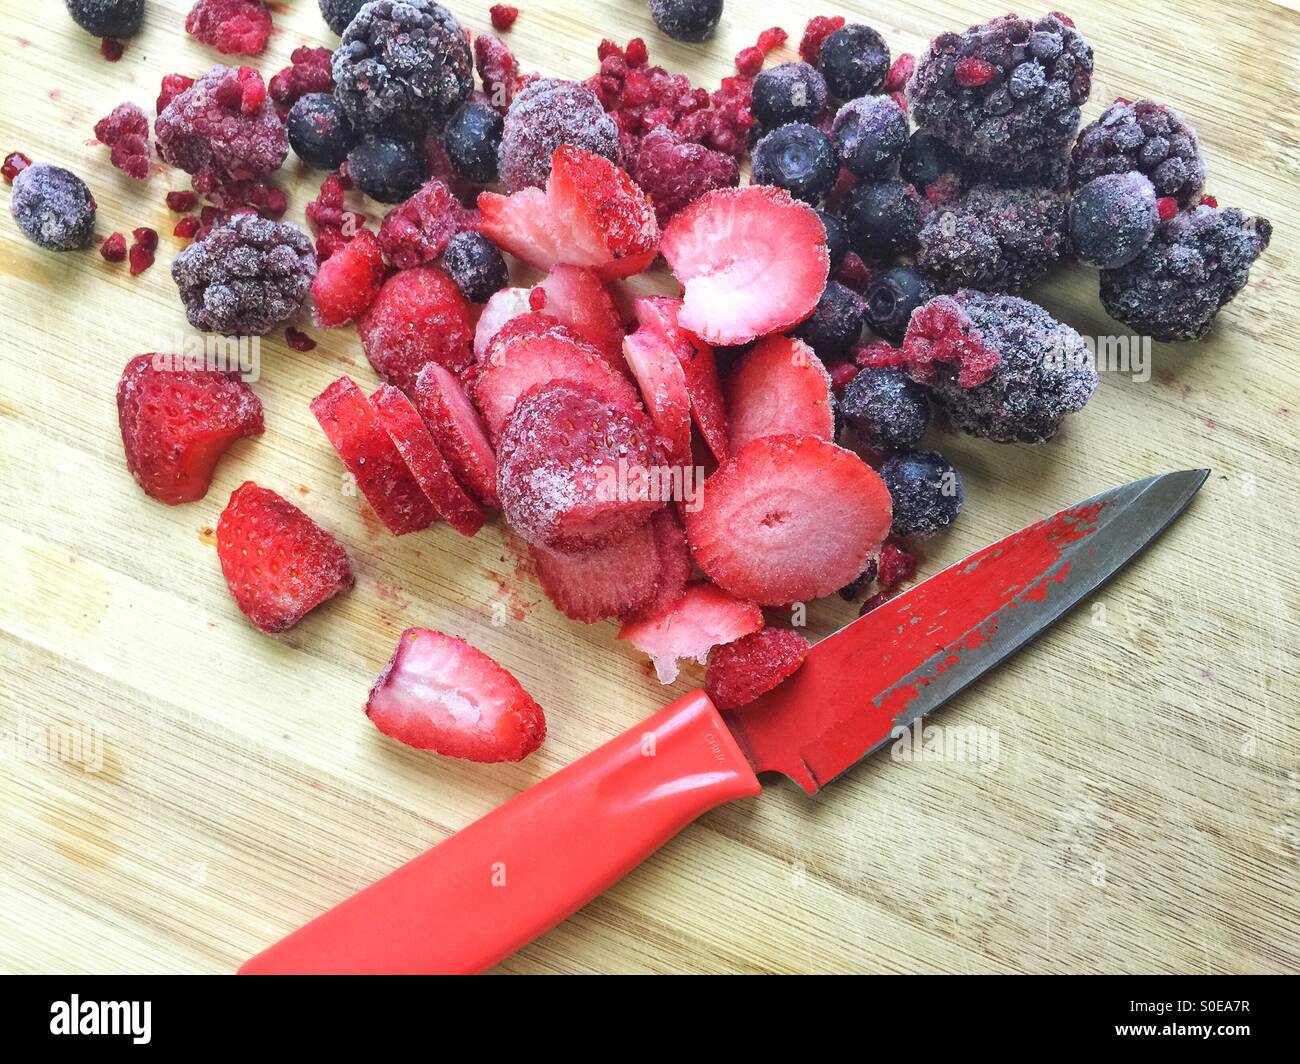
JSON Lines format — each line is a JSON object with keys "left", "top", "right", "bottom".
{"left": 695, "top": 75, "right": 755, "bottom": 157}
{"left": 172, "top": 214, "right": 317, "bottom": 335}
{"left": 100, "top": 232, "right": 128, "bottom": 262}
{"left": 798, "top": 15, "right": 845, "bottom": 64}
{"left": 1071, "top": 99, "right": 1205, "bottom": 208}
{"left": 1156, "top": 197, "right": 1178, "bottom": 222}
{"left": 757, "top": 27, "right": 788, "bottom": 52}
{"left": 157, "top": 73, "right": 196, "bottom": 114}
{"left": 1069, "top": 172, "right": 1158, "bottom": 269}
{"left": 1100, "top": 205, "right": 1272, "bottom": 342}
{"left": 128, "top": 241, "right": 155, "bottom": 275}
{"left": 833, "top": 249, "right": 876, "bottom": 294}
{"left": 832, "top": 94, "right": 909, "bottom": 179}
{"left": 489, "top": 4, "right": 518, "bottom": 31}
{"left": 174, "top": 216, "right": 201, "bottom": 238}
{"left": 64, "top": 0, "right": 143, "bottom": 37}
{"left": 318, "top": 0, "right": 366, "bottom": 35}
{"left": 817, "top": 24, "right": 890, "bottom": 100}
{"left": 305, "top": 172, "right": 368, "bottom": 257}
{"left": 332, "top": 0, "right": 473, "bottom": 135}
{"left": 3, "top": 151, "right": 31, "bottom": 184}
{"left": 312, "top": 228, "right": 386, "bottom": 327}
{"left": 751, "top": 62, "right": 828, "bottom": 131}
{"left": 132, "top": 226, "right": 158, "bottom": 252}
{"left": 11, "top": 164, "right": 96, "bottom": 251}
{"left": 376, "top": 177, "right": 474, "bottom": 268}
{"left": 348, "top": 136, "right": 427, "bottom": 203}
{"left": 185, "top": 0, "right": 272, "bottom": 56}
{"left": 629, "top": 125, "right": 738, "bottom": 227}
{"left": 735, "top": 46, "right": 765, "bottom": 78}
{"left": 880, "top": 450, "right": 963, "bottom": 537}
{"left": 885, "top": 53, "right": 916, "bottom": 93}
{"left": 499, "top": 78, "right": 621, "bottom": 192}
{"left": 475, "top": 33, "right": 521, "bottom": 112}
{"left": 876, "top": 536, "right": 918, "bottom": 590}
{"left": 840, "top": 366, "right": 930, "bottom": 450}
{"left": 269, "top": 46, "right": 334, "bottom": 111}
{"left": 93, "top": 102, "right": 151, "bottom": 180}
{"left": 650, "top": 0, "right": 723, "bottom": 43}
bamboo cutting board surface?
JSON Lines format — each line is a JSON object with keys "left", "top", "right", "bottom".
{"left": 1, "top": 0, "right": 1298, "bottom": 974}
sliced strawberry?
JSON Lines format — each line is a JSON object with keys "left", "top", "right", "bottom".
{"left": 684, "top": 434, "right": 892, "bottom": 605}
{"left": 706, "top": 628, "right": 810, "bottom": 710}
{"left": 358, "top": 266, "right": 473, "bottom": 393}
{"left": 726, "top": 335, "right": 835, "bottom": 452}
{"left": 532, "top": 522, "right": 659, "bottom": 623}
{"left": 310, "top": 377, "right": 438, "bottom": 535}
{"left": 117, "top": 353, "right": 263, "bottom": 505}
{"left": 412, "top": 363, "right": 499, "bottom": 509}
{"left": 660, "top": 185, "right": 829, "bottom": 345}
{"left": 370, "top": 384, "right": 485, "bottom": 537}
{"left": 535, "top": 264, "right": 626, "bottom": 370}
{"left": 623, "top": 316, "right": 692, "bottom": 468}
{"left": 617, "top": 582, "right": 764, "bottom": 685}
{"left": 473, "top": 286, "right": 533, "bottom": 359}
{"left": 626, "top": 507, "right": 691, "bottom": 622}
{"left": 216, "top": 482, "right": 353, "bottom": 634}
{"left": 312, "top": 228, "right": 387, "bottom": 328}
{"left": 366, "top": 627, "right": 546, "bottom": 762}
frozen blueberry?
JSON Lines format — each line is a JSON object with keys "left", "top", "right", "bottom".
{"left": 816, "top": 209, "right": 850, "bottom": 268}
{"left": 347, "top": 136, "right": 427, "bottom": 203}
{"left": 900, "top": 132, "right": 964, "bottom": 194}
{"left": 1069, "top": 172, "right": 1158, "bottom": 269}
{"left": 319, "top": 0, "right": 367, "bottom": 35}
{"left": 817, "top": 24, "right": 890, "bottom": 100}
{"left": 793, "top": 280, "right": 865, "bottom": 360}
{"left": 751, "top": 62, "right": 829, "bottom": 130}
{"left": 880, "top": 450, "right": 963, "bottom": 537}
{"left": 10, "top": 164, "right": 96, "bottom": 251}
{"left": 649, "top": 0, "right": 724, "bottom": 43}
{"left": 64, "top": 0, "right": 143, "bottom": 37}
{"left": 443, "top": 230, "right": 508, "bottom": 303}
{"left": 841, "top": 367, "right": 931, "bottom": 450}
{"left": 751, "top": 123, "right": 837, "bottom": 203}
{"left": 287, "top": 93, "right": 358, "bottom": 171}
{"left": 832, "top": 95, "right": 908, "bottom": 178}
{"left": 444, "top": 100, "right": 504, "bottom": 185}
{"left": 842, "top": 179, "right": 922, "bottom": 260}
{"left": 864, "top": 266, "right": 934, "bottom": 343}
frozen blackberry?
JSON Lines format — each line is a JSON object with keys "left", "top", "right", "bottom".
{"left": 348, "top": 135, "right": 427, "bottom": 202}
{"left": 172, "top": 214, "right": 317, "bottom": 336}
{"left": 10, "top": 164, "right": 96, "bottom": 251}
{"left": 900, "top": 131, "right": 964, "bottom": 196}
{"left": 864, "top": 265, "right": 934, "bottom": 342}
{"left": 1070, "top": 172, "right": 1157, "bottom": 269}
{"left": 916, "top": 183, "right": 1070, "bottom": 293}
{"left": 1099, "top": 206, "right": 1272, "bottom": 342}
{"left": 816, "top": 208, "right": 850, "bottom": 267}
{"left": 443, "top": 230, "right": 507, "bottom": 303}
{"left": 1071, "top": 99, "right": 1205, "bottom": 208}
{"left": 498, "top": 79, "right": 621, "bottom": 193}
{"left": 908, "top": 14, "right": 1092, "bottom": 180}
{"left": 817, "top": 24, "right": 890, "bottom": 100}
{"left": 444, "top": 100, "right": 504, "bottom": 185}
{"left": 287, "top": 93, "right": 358, "bottom": 170}
{"left": 840, "top": 367, "right": 930, "bottom": 450}
{"left": 64, "top": 0, "right": 143, "bottom": 37}
{"left": 332, "top": 0, "right": 473, "bottom": 136}
{"left": 793, "top": 280, "right": 865, "bottom": 360}
{"left": 842, "top": 179, "right": 922, "bottom": 260}
{"left": 751, "top": 62, "right": 829, "bottom": 130}
{"left": 880, "top": 451, "right": 963, "bottom": 537}
{"left": 319, "top": 0, "right": 367, "bottom": 35}
{"left": 832, "top": 95, "right": 909, "bottom": 178}
{"left": 904, "top": 290, "right": 1096, "bottom": 443}
{"left": 650, "top": 0, "right": 723, "bottom": 43}
{"left": 751, "top": 123, "right": 837, "bottom": 203}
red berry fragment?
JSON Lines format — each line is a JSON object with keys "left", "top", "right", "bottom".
{"left": 132, "top": 226, "right": 158, "bottom": 252}
{"left": 706, "top": 628, "right": 810, "bottom": 710}
{"left": 312, "top": 228, "right": 386, "bottom": 328}
{"left": 185, "top": 0, "right": 272, "bottom": 56}
{"left": 359, "top": 266, "right": 473, "bottom": 393}
{"left": 376, "top": 178, "right": 475, "bottom": 269}
{"left": 726, "top": 335, "right": 834, "bottom": 452}
{"left": 534, "top": 263, "right": 626, "bottom": 369}
{"left": 100, "top": 232, "right": 128, "bottom": 262}
{"left": 2, "top": 151, "right": 31, "bottom": 184}
{"left": 953, "top": 56, "right": 996, "bottom": 88}
{"left": 100, "top": 37, "right": 125, "bottom": 62}
{"left": 474, "top": 33, "right": 521, "bottom": 112}
{"left": 489, "top": 4, "right": 519, "bottom": 31}
{"left": 532, "top": 516, "right": 663, "bottom": 623}
{"left": 877, "top": 536, "right": 918, "bottom": 590}
{"left": 625, "top": 37, "right": 649, "bottom": 68}
{"left": 902, "top": 295, "right": 1000, "bottom": 388}
{"left": 854, "top": 339, "right": 907, "bottom": 370}
{"left": 1156, "top": 196, "right": 1178, "bottom": 221}
{"left": 94, "top": 103, "right": 151, "bottom": 180}
{"left": 799, "top": 15, "right": 845, "bottom": 64}
{"left": 618, "top": 583, "right": 764, "bottom": 685}
{"left": 166, "top": 189, "right": 198, "bottom": 212}
{"left": 1199, "top": 193, "right": 1218, "bottom": 208}
{"left": 268, "top": 46, "right": 333, "bottom": 110}
{"left": 885, "top": 53, "right": 915, "bottom": 93}
{"left": 623, "top": 305, "right": 693, "bottom": 468}
{"left": 735, "top": 46, "right": 764, "bottom": 77}
{"left": 173, "top": 215, "right": 201, "bottom": 238}
{"left": 284, "top": 327, "right": 316, "bottom": 352}
{"left": 413, "top": 363, "right": 499, "bottom": 509}
{"left": 757, "top": 27, "right": 788, "bottom": 53}
{"left": 128, "top": 242, "right": 155, "bottom": 275}
{"left": 527, "top": 287, "right": 547, "bottom": 311}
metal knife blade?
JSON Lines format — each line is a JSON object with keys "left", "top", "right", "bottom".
{"left": 724, "top": 469, "right": 1209, "bottom": 794}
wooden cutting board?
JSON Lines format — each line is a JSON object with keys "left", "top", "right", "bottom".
{"left": 1, "top": 0, "right": 1297, "bottom": 974}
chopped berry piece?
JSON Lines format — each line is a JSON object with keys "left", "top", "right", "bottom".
{"left": 727, "top": 335, "right": 835, "bottom": 452}
{"left": 376, "top": 177, "right": 474, "bottom": 268}
{"left": 817, "top": 24, "right": 890, "bottom": 100}
{"left": 444, "top": 100, "right": 504, "bottom": 184}
{"left": 840, "top": 366, "right": 930, "bottom": 450}
{"left": 751, "top": 62, "right": 828, "bottom": 130}
{"left": 629, "top": 126, "right": 739, "bottom": 227}
{"left": 624, "top": 307, "right": 694, "bottom": 467}
{"left": 101, "top": 231, "right": 128, "bottom": 262}
{"left": 532, "top": 520, "right": 663, "bottom": 623}
{"left": 413, "top": 363, "right": 499, "bottom": 508}
{"left": 1071, "top": 99, "right": 1205, "bottom": 208}
{"left": 1156, "top": 196, "right": 1178, "bottom": 222}
{"left": 628, "top": 508, "right": 691, "bottom": 623}
{"left": 900, "top": 131, "right": 963, "bottom": 198}
{"left": 885, "top": 53, "right": 916, "bottom": 93}
{"left": 1069, "top": 172, "right": 1158, "bottom": 269}
{"left": 156, "top": 73, "right": 196, "bottom": 114}
{"left": 954, "top": 57, "right": 996, "bottom": 88}
{"left": 285, "top": 327, "right": 316, "bottom": 351}
{"left": 469, "top": 292, "right": 537, "bottom": 359}
{"left": 757, "top": 26, "right": 788, "bottom": 52}
{"left": 129, "top": 242, "right": 155, "bottom": 276}
{"left": 498, "top": 79, "right": 621, "bottom": 192}
{"left": 359, "top": 265, "right": 472, "bottom": 392}
{"left": 625, "top": 37, "right": 649, "bottom": 67}
{"left": 3, "top": 151, "right": 32, "bottom": 184}
{"left": 475, "top": 33, "right": 521, "bottom": 112}
{"left": 287, "top": 93, "right": 358, "bottom": 171}
{"left": 798, "top": 15, "right": 845, "bottom": 64}
{"left": 706, "top": 628, "right": 809, "bottom": 710}
{"left": 64, "top": 0, "right": 143, "bottom": 37}
{"left": 832, "top": 95, "right": 908, "bottom": 179}
{"left": 173, "top": 216, "right": 201, "bottom": 238}
{"left": 317, "top": 0, "right": 366, "bottom": 35}
{"left": 131, "top": 226, "right": 157, "bottom": 252}
{"left": 876, "top": 536, "right": 918, "bottom": 590}
{"left": 185, "top": 0, "right": 272, "bottom": 56}
{"left": 863, "top": 265, "right": 933, "bottom": 343}
{"left": 443, "top": 230, "right": 507, "bottom": 303}
{"left": 489, "top": 4, "right": 518, "bottom": 31}
{"left": 1199, "top": 194, "right": 1218, "bottom": 208}
{"left": 880, "top": 450, "right": 963, "bottom": 537}
{"left": 166, "top": 190, "right": 199, "bottom": 212}
{"left": 528, "top": 287, "right": 547, "bottom": 311}
{"left": 619, "top": 583, "right": 763, "bottom": 685}
{"left": 854, "top": 338, "right": 907, "bottom": 369}
{"left": 816, "top": 208, "right": 849, "bottom": 267}
{"left": 117, "top": 353, "right": 263, "bottom": 504}
{"left": 792, "top": 280, "right": 865, "bottom": 361}
{"left": 842, "top": 178, "right": 922, "bottom": 260}
{"left": 10, "top": 164, "right": 96, "bottom": 251}
{"left": 99, "top": 36, "right": 125, "bottom": 61}
{"left": 751, "top": 122, "right": 837, "bottom": 203}
{"left": 94, "top": 102, "right": 151, "bottom": 180}
{"left": 833, "top": 249, "right": 877, "bottom": 293}
{"left": 650, "top": 0, "right": 723, "bottom": 43}
{"left": 312, "top": 228, "right": 386, "bottom": 327}
{"left": 535, "top": 264, "right": 626, "bottom": 367}
{"left": 828, "top": 359, "right": 858, "bottom": 392}
{"left": 347, "top": 136, "right": 427, "bottom": 203}
{"left": 734, "top": 47, "right": 765, "bottom": 78}
{"left": 269, "top": 46, "right": 334, "bottom": 110}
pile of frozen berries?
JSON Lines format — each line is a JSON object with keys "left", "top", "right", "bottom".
{"left": 7, "top": 3, "right": 1275, "bottom": 764}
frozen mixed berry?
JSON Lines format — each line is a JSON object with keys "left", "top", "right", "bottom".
{"left": 817, "top": 24, "right": 890, "bottom": 100}
{"left": 706, "top": 628, "right": 810, "bottom": 711}
{"left": 498, "top": 79, "right": 621, "bottom": 192}
{"left": 917, "top": 183, "right": 1070, "bottom": 293}
{"left": 94, "top": 102, "right": 151, "bottom": 180}
{"left": 348, "top": 136, "right": 427, "bottom": 203}
{"left": 128, "top": 241, "right": 155, "bottom": 276}
{"left": 475, "top": 33, "right": 521, "bottom": 112}
{"left": 174, "top": 216, "right": 201, "bottom": 238}
{"left": 172, "top": 214, "right": 317, "bottom": 335}
{"left": 312, "top": 228, "right": 386, "bottom": 327}
{"left": 880, "top": 450, "right": 963, "bottom": 537}
{"left": 287, "top": 93, "right": 358, "bottom": 170}
{"left": 650, "top": 0, "right": 723, "bottom": 43}
{"left": 63, "top": 0, "right": 143, "bottom": 37}
{"left": 10, "top": 164, "right": 96, "bottom": 251}
{"left": 185, "top": 0, "right": 272, "bottom": 56}
{"left": 489, "top": 4, "right": 518, "bottom": 30}
{"left": 840, "top": 366, "right": 930, "bottom": 450}
{"left": 751, "top": 123, "right": 837, "bottom": 203}
{"left": 101, "top": 231, "right": 128, "bottom": 262}
{"left": 799, "top": 14, "right": 845, "bottom": 64}
{"left": 1071, "top": 99, "right": 1205, "bottom": 208}
{"left": 269, "top": 46, "right": 335, "bottom": 111}
{"left": 751, "top": 62, "right": 829, "bottom": 130}
{"left": 443, "top": 100, "right": 504, "bottom": 185}
{"left": 792, "top": 280, "right": 865, "bottom": 361}
{"left": 831, "top": 94, "right": 909, "bottom": 178}
{"left": 842, "top": 178, "right": 922, "bottom": 260}
{"left": 443, "top": 230, "right": 507, "bottom": 303}
{"left": 157, "top": 73, "right": 196, "bottom": 114}
{"left": 318, "top": 0, "right": 366, "bottom": 35}
{"left": 376, "top": 177, "right": 473, "bottom": 267}
{"left": 359, "top": 266, "right": 473, "bottom": 390}
{"left": 1069, "top": 172, "right": 1158, "bottom": 270}
{"left": 900, "top": 131, "right": 964, "bottom": 198}
{"left": 332, "top": 0, "right": 473, "bottom": 136}
{"left": 864, "top": 265, "right": 934, "bottom": 342}
{"left": 1099, "top": 205, "right": 1272, "bottom": 342}
{"left": 815, "top": 208, "right": 849, "bottom": 267}
{"left": 166, "top": 190, "right": 199, "bottom": 213}
{"left": 629, "top": 126, "right": 739, "bottom": 227}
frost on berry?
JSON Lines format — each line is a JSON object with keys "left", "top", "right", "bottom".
{"left": 499, "top": 78, "right": 621, "bottom": 192}
{"left": 799, "top": 15, "right": 846, "bottom": 64}
{"left": 630, "top": 126, "right": 739, "bottom": 226}
{"left": 268, "top": 46, "right": 334, "bottom": 111}
{"left": 185, "top": 0, "right": 273, "bottom": 56}
{"left": 376, "top": 178, "right": 476, "bottom": 268}
{"left": 1070, "top": 98, "right": 1206, "bottom": 208}
{"left": 94, "top": 102, "right": 151, "bottom": 180}
{"left": 474, "top": 33, "right": 522, "bottom": 113}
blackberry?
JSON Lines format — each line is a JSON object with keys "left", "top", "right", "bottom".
{"left": 864, "top": 266, "right": 934, "bottom": 342}
{"left": 842, "top": 179, "right": 922, "bottom": 260}
{"left": 1071, "top": 99, "right": 1205, "bottom": 208}
{"left": 880, "top": 450, "right": 964, "bottom": 537}
{"left": 751, "top": 62, "right": 829, "bottom": 130}
{"left": 649, "top": 0, "right": 723, "bottom": 43}
{"left": 908, "top": 14, "right": 1092, "bottom": 180}
{"left": 815, "top": 208, "right": 849, "bottom": 267}
{"left": 319, "top": 0, "right": 367, "bottom": 35}
{"left": 916, "top": 183, "right": 1070, "bottom": 293}
{"left": 793, "top": 280, "right": 865, "bottom": 360}
{"left": 832, "top": 95, "right": 909, "bottom": 178}
{"left": 10, "top": 164, "right": 96, "bottom": 251}
{"left": 443, "top": 231, "right": 507, "bottom": 303}
{"left": 348, "top": 136, "right": 427, "bottom": 202}
{"left": 817, "top": 24, "right": 890, "bottom": 100}
{"left": 332, "top": 0, "right": 473, "bottom": 136}
{"left": 498, "top": 79, "right": 621, "bottom": 192}
{"left": 840, "top": 367, "right": 931, "bottom": 450}
{"left": 172, "top": 214, "right": 317, "bottom": 336}
{"left": 751, "top": 123, "right": 837, "bottom": 203}
{"left": 900, "top": 131, "right": 964, "bottom": 195}
{"left": 1070, "top": 172, "right": 1157, "bottom": 270}
{"left": 287, "top": 93, "right": 357, "bottom": 170}
{"left": 443, "top": 100, "right": 504, "bottom": 185}
{"left": 1099, "top": 206, "right": 1272, "bottom": 342}
{"left": 64, "top": 0, "right": 143, "bottom": 37}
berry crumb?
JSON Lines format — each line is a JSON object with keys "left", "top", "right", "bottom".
{"left": 3, "top": 151, "right": 32, "bottom": 184}
{"left": 100, "top": 37, "right": 125, "bottom": 62}
{"left": 285, "top": 327, "right": 317, "bottom": 352}
{"left": 489, "top": 4, "right": 518, "bottom": 31}
{"left": 101, "top": 232, "right": 128, "bottom": 262}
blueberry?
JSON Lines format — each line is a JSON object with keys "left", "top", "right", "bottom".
{"left": 443, "top": 100, "right": 504, "bottom": 185}
{"left": 840, "top": 368, "right": 930, "bottom": 450}
{"left": 817, "top": 24, "right": 890, "bottom": 100}
{"left": 1070, "top": 172, "right": 1158, "bottom": 269}
{"left": 287, "top": 93, "right": 358, "bottom": 171}
{"left": 64, "top": 0, "right": 143, "bottom": 38}
{"left": 879, "top": 450, "right": 963, "bottom": 537}
{"left": 864, "top": 266, "right": 934, "bottom": 343}
{"left": 900, "top": 132, "right": 963, "bottom": 191}
{"left": 347, "top": 136, "right": 427, "bottom": 203}
{"left": 751, "top": 123, "right": 837, "bottom": 203}
{"left": 842, "top": 179, "right": 922, "bottom": 260}
{"left": 832, "top": 95, "right": 909, "bottom": 178}
{"left": 443, "top": 230, "right": 508, "bottom": 303}
{"left": 10, "top": 164, "right": 96, "bottom": 251}
{"left": 816, "top": 209, "right": 850, "bottom": 268}
{"left": 649, "top": 0, "right": 723, "bottom": 43}
{"left": 751, "top": 63, "right": 829, "bottom": 129}
{"left": 793, "top": 280, "right": 865, "bottom": 360}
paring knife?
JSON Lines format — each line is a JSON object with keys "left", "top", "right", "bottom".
{"left": 240, "top": 469, "right": 1209, "bottom": 974}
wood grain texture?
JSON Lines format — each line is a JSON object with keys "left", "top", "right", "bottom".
{"left": 1, "top": 0, "right": 1298, "bottom": 975}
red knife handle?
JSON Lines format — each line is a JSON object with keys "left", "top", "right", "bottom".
{"left": 239, "top": 690, "right": 761, "bottom": 974}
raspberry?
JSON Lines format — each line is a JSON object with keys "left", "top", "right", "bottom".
{"left": 132, "top": 226, "right": 158, "bottom": 252}
{"left": 3, "top": 151, "right": 31, "bottom": 184}
{"left": 853, "top": 339, "right": 907, "bottom": 370}
{"left": 757, "top": 27, "right": 788, "bottom": 53}
{"left": 166, "top": 190, "right": 198, "bottom": 212}
{"left": 100, "top": 232, "right": 128, "bottom": 262}
{"left": 128, "top": 241, "right": 154, "bottom": 275}
{"left": 285, "top": 327, "right": 317, "bottom": 351}
{"left": 1156, "top": 196, "right": 1178, "bottom": 221}
{"left": 94, "top": 102, "right": 150, "bottom": 180}
{"left": 903, "top": 295, "right": 1000, "bottom": 388}
{"left": 474, "top": 33, "right": 521, "bottom": 112}
{"left": 499, "top": 79, "right": 621, "bottom": 192}
{"left": 880, "top": 451, "right": 963, "bottom": 537}
{"left": 489, "top": 4, "right": 518, "bottom": 31}
{"left": 268, "top": 46, "right": 334, "bottom": 111}
{"left": 10, "top": 164, "right": 97, "bottom": 251}
{"left": 877, "top": 537, "right": 918, "bottom": 590}
{"left": 100, "top": 36, "right": 125, "bottom": 62}
{"left": 174, "top": 216, "right": 201, "bottom": 238}
{"left": 65, "top": 0, "right": 143, "bottom": 37}
{"left": 735, "top": 46, "right": 764, "bottom": 78}
{"left": 799, "top": 15, "right": 845, "bottom": 64}
{"left": 629, "top": 125, "right": 738, "bottom": 226}
{"left": 185, "top": 0, "right": 272, "bottom": 56}
{"left": 625, "top": 38, "right": 648, "bottom": 67}
{"left": 832, "top": 249, "right": 876, "bottom": 294}
{"left": 376, "top": 178, "right": 473, "bottom": 268}
{"left": 954, "top": 56, "right": 996, "bottom": 87}
{"left": 885, "top": 53, "right": 915, "bottom": 93}
{"left": 157, "top": 73, "right": 195, "bottom": 114}
{"left": 305, "top": 172, "right": 368, "bottom": 257}
{"left": 1070, "top": 99, "right": 1205, "bottom": 208}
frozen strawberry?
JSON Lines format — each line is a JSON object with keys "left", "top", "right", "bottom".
{"left": 473, "top": 286, "right": 533, "bottom": 359}
{"left": 626, "top": 507, "right": 691, "bottom": 622}
{"left": 532, "top": 521, "right": 660, "bottom": 623}
{"left": 535, "top": 264, "right": 626, "bottom": 369}
{"left": 617, "top": 582, "right": 764, "bottom": 685}
{"left": 706, "top": 628, "right": 810, "bottom": 710}
{"left": 623, "top": 310, "right": 692, "bottom": 468}
{"left": 412, "top": 363, "right": 499, "bottom": 509}
{"left": 370, "top": 384, "right": 485, "bottom": 537}
{"left": 726, "top": 335, "right": 834, "bottom": 452}
{"left": 359, "top": 266, "right": 473, "bottom": 393}
{"left": 366, "top": 627, "right": 546, "bottom": 762}
{"left": 311, "top": 228, "right": 387, "bottom": 328}
{"left": 660, "top": 185, "right": 829, "bottom": 345}
{"left": 185, "top": 0, "right": 272, "bottom": 56}
{"left": 684, "top": 434, "right": 892, "bottom": 605}
{"left": 116, "top": 354, "right": 263, "bottom": 505}
{"left": 311, "top": 377, "right": 438, "bottom": 535}
{"left": 496, "top": 382, "right": 664, "bottom": 551}
{"left": 216, "top": 482, "right": 354, "bottom": 634}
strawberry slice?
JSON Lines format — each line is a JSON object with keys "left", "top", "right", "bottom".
{"left": 370, "top": 384, "right": 485, "bottom": 537}
{"left": 117, "top": 353, "right": 263, "bottom": 505}
{"left": 412, "top": 363, "right": 499, "bottom": 509}
{"left": 358, "top": 266, "right": 473, "bottom": 393}
{"left": 623, "top": 314, "right": 692, "bottom": 469}
{"left": 535, "top": 264, "right": 627, "bottom": 370}
{"left": 366, "top": 627, "right": 546, "bottom": 762}
{"left": 660, "top": 185, "right": 829, "bottom": 345}
{"left": 311, "top": 228, "right": 387, "bottom": 328}
{"left": 473, "top": 286, "right": 533, "bottom": 359}
{"left": 310, "top": 377, "right": 438, "bottom": 535}
{"left": 684, "top": 434, "right": 892, "bottom": 605}
{"left": 617, "top": 582, "right": 764, "bottom": 685}
{"left": 726, "top": 335, "right": 835, "bottom": 452}
{"left": 706, "top": 628, "right": 810, "bottom": 710}
{"left": 216, "top": 482, "right": 354, "bottom": 634}
{"left": 626, "top": 507, "right": 691, "bottom": 622}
